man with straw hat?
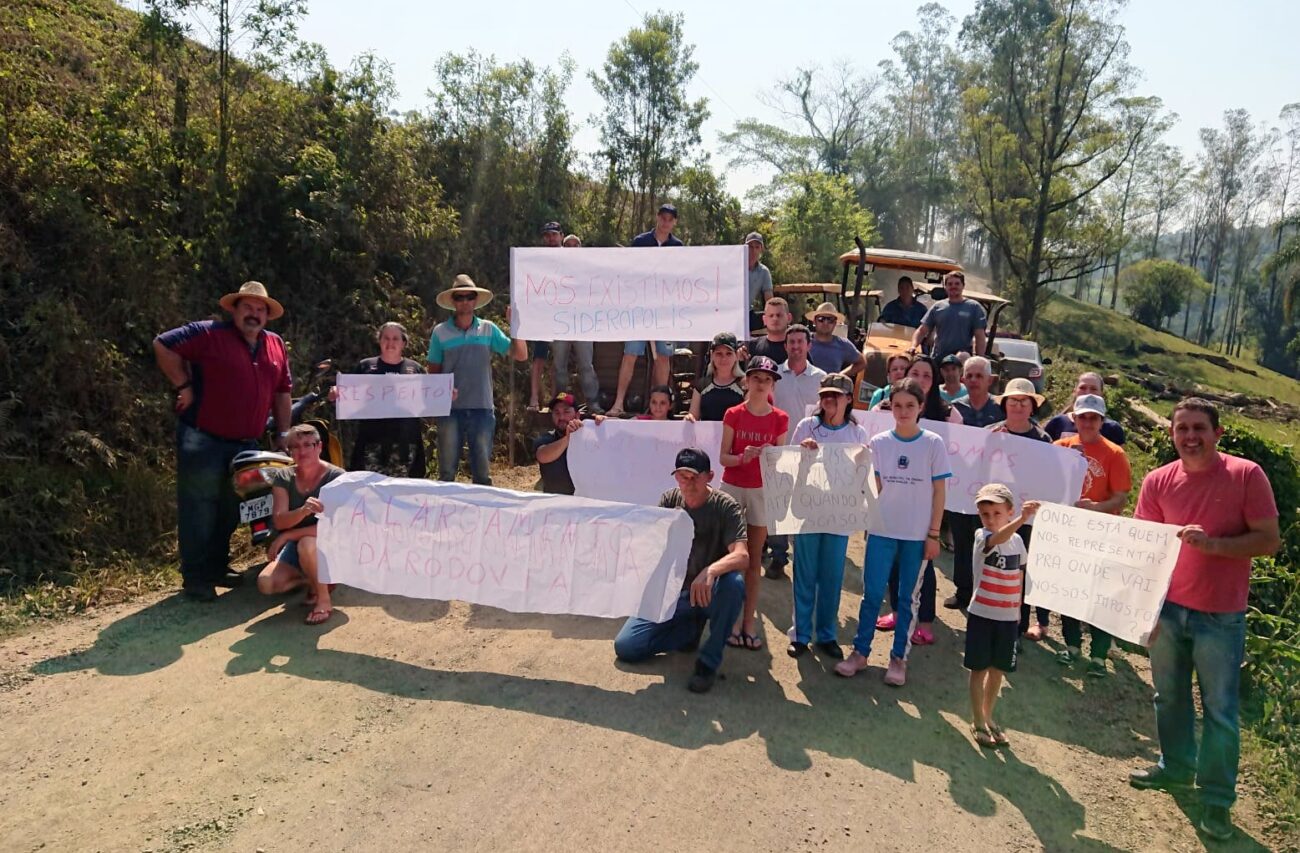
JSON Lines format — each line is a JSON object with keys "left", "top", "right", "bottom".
{"left": 426, "top": 274, "right": 527, "bottom": 485}
{"left": 153, "top": 281, "right": 293, "bottom": 602}
{"left": 806, "top": 301, "right": 866, "bottom": 376}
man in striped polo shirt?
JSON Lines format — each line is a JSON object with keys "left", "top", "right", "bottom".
{"left": 426, "top": 275, "right": 527, "bottom": 484}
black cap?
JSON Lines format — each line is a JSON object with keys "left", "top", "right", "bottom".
{"left": 710, "top": 331, "right": 739, "bottom": 352}
{"left": 745, "top": 355, "right": 781, "bottom": 380}
{"left": 672, "top": 447, "right": 711, "bottom": 475}
{"left": 540, "top": 221, "right": 562, "bottom": 234}
{"left": 657, "top": 203, "right": 678, "bottom": 217}
{"left": 940, "top": 354, "right": 962, "bottom": 367}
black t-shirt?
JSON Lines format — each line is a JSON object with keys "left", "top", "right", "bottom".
{"left": 347, "top": 357, "right": 427, "bottom": 477}
{"left": 986, "top": 420, "right": 1052, "bottom": 442}
{"left": 659, "top": 487, "right": 747, "bottom": 591}
{"left": 697, "top": 379, "right": 744, "bottom": 422}
{"left": 534, "top": 429, "right": 575, "bottom": 495}
{"left": 746, "top": 335, "right": 787, "bottom": 365}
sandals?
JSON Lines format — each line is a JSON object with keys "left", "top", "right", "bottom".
{"left": 911, "top": 627, "right": 935, "bottom": 646}
{"left": 727, "top": 630, "right": 763, "bottom": 650}
{"left": 972, "top": 725, "right": 998, "bottom": 749}
{"left": 988, "top": 723, "right": 1010, "bottom": 747}
{"left": 305, "top": 607, "right": 333, "bottom": 625}
{"left": 875, "top": 612, "right": 897, "bottom": 631}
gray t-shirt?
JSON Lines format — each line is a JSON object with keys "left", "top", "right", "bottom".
{"left": 659, "top": 487, "right": 747, "bottom": 591}
{"left": 270, "top": 463, "right": 345, "bottom": 529}
{"left": 922, "top": 299, "right": 987, "bottom": 360}
{"left": 808, "top": 336, "right": 860, "bottom": 374}
{"left": 748, "top": 263, "right": 773, "bottom": 308}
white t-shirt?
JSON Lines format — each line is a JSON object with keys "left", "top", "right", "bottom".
{"left": 790, "top": 416, "right": 869, "bottom": 447}
{"left": 868, "top": 429, "right": 952, "bottom": 541}
{"left": 968, "top": 528, "right": 1027, "bottom": 622}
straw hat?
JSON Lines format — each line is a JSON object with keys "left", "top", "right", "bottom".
{"left": 436, "top": 274, "right": 494, "bottom": 310}
{"left": 993, "top": 377, "right": 1046, "bottom": 408}
{"left": 218, "top": 281, "right": 283, "bottom": 320}
{"left": 805, "top": 301, "right": 846, "bottom": 324}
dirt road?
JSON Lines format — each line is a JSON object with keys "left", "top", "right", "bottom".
{"left": 0, "top": 530, "right": 1281, "bottom": 852}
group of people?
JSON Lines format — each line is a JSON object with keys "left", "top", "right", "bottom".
{"left": 154, "top": 224, "right": 1279, "bottom": 839}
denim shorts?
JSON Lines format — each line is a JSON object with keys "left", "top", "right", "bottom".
{"left": 530, "top": 341, "right": 551, "bottom": 360}
{"left": 275, "top": 540, "right": 304, "bottom": 573}
{"left": 623, "top": 340, "right": 675, "bottom": 357}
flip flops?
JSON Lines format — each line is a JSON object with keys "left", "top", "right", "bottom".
{"left": 727, "top": 631, "right": 763, "bottom": 651}
{"left": 305, "top": 608, "right": 332, "bottom": 625}
{"left": 972, "top": 726, "right": 998, "bottom": 749}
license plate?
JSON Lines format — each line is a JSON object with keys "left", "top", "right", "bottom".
{"left": 240, "top": 494, "right": 274, "bottom": 524}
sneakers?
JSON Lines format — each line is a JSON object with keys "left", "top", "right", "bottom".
{"left": 875, "top": 612, "right": 897, "bottom": 630}
{"left": 942, "top": 595, "right": 965, "bottom": 610}
{"left": 687, "top": 661, "right": 717, "bottom": 693}
{"left": 815, "top": 641, "right": 844, "bottom": 660}
{"left": 1056, "top": 646, "right": 1081, "bottom": 666}
{"left": 834, "top": 651, "right": 870, "bottom": 678}
{"left": 1198, "top": 805, "right": 1234, "bottom": 841}
{"left": 1128, "top": 765, "right": 1193, "bottom": 792}
{"left": 763, "top": 561, "right": 788, "bottom": 580}
{"left": 211, "top": 570, "right": 245, "bottom": 588}
{"left": 883, "top": 656, "right": 907, "bottom": 687}
{"left": 1086, "top": 657, "right": 1109, "bottom": 678}
{"left": 787, "top": 641, "right": 809, "bottom": 658}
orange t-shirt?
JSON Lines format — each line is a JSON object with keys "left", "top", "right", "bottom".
{"left": 1054, "top": 434, "right": 1132, "bottom": 503}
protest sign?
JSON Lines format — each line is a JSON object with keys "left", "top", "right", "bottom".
{"left": 509, "top": 246, "right": 748, "bottom": 342}
{"left": 858, "top": 411, "right": 1086, "bottom": 514}
{"left": 316, "top": 473, "right": 693, "bottom": 621}
{"left": 1023, "top": 502, "right": 1181, "bottom": 645}
{"left": 335, "top": 373, "right": 453, "bottom": 420}
{"left": 760, "top": 445, "right": 882, "bottom": 535}
{"left": 569, "top": 419, "right": 726, "bottom": 507}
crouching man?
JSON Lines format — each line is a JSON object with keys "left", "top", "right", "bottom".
{"left": 614, "top": 448, "right": 748, "bottom": 693}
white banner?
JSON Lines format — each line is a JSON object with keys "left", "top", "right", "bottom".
{"left": 509, "top": 246, "right": 749, "bottom": 342}
{"left": 316, "top": 473, "right": 693, "bottom": 621}
{"left": 1023, "top": 502, "right": 1182, "bottom": 645}
{"left": 335, "top": 373, "right": 453, "bottom": 420}
{"left": 759, "top": 445, "right": 882, "bottom": 534}
{"left": 569, "top": 419, "right": 727, "bottom": 506}
{"left": 858, "top": 411, "right": 1086, "bottom": 514}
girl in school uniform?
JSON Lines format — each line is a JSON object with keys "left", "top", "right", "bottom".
{"left": 720, "top": 355, "right": 789, "bottom": 651}
{"left": 787, "top": 373, "right": 869, "bottom": 659}
{"left": 835, "top": 377, "right": 950, "bottom": 687}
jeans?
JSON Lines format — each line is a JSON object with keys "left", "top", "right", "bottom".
{"left": 436, "top": 408, "right": 495, "bottom": 485}
{"left": 1061, "top": 617, "right": 1113, "bottom": 659}
{"left": 1150, "top": 602, "right": 1246, "bottom": 807}
{"left": 767, "top": 533, "right": 789, "bottom": 568}
{"left": 614, "top": 573, "right": 746, "bottom": 672}
{"left": 175, "top": 422, "right": 257, "bottom": 586}
{"left": 792, "top": 532, "right": 848, "bottom": 644}
{"left": 889, "top": 560, "right": 936, "bottom": 624}
{"left": 852, "top": 535, "right": 925, "bottom": 661}
{"left": 623, "top": 340, "right": 674, "bottom": 357}
{"left": 948, "top": 511, "right": 981, "bottom": 606}
{"left": 552, "top": 340, "right": 600, "bottom": 403}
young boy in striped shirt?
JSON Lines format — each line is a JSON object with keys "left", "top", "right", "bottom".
{"left": 965, "top": 483, "right": 1040, "bottom": 748}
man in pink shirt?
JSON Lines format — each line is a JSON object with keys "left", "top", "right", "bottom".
{"left": 1128, "top": 398, "right": 1280, "bottom": 841}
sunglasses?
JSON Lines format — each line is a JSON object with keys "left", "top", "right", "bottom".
{"left": 452, "top": 293, "right": 477, "bottom": 302}
{"left": 814, "top": 316, "right": 837, "bottom": 322}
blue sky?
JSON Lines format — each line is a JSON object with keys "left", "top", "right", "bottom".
{"left": 229, "top": 1, "right": 1300, "bottom": 200}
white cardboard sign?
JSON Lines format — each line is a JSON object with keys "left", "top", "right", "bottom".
{"left": 334, "top": 373, "right": 453, "bottom": 420}
{"left": 759, "top": 445, "right": 882, "bottom": 534}
{"left": 569, "top": 419, "right": 727, "bottom": 507}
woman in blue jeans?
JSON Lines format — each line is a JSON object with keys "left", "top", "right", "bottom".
{"left": 786, "top": 374, "right": 867, "bottom": 659}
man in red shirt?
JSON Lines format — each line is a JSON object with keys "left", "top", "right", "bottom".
{"left": 154, "top": 282, "right": 293, "bottom": 601}
{"left": 1128, "top": 398, "right": 1280, "bottom": 841}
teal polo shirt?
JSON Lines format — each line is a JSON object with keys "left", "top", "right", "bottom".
{"left": 427, "top": 316, "right": 512, "bottom": 410}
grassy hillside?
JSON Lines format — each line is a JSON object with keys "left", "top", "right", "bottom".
{"left": 1034, "top": 294, "right": 1300, "bottom": 450}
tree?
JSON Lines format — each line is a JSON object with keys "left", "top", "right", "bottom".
{"left": 956, "top": 0, "right": 1145, "bottom": 332}
{"left": 1120, "top": 259, "right": 1208, "bottom": 330}
{"left": 589, "top": 12, "right": 708, "bottom": 236}
{"left": 767, "top": 173, "right": 877, "bottom": 284}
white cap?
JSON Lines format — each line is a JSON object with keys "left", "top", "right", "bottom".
{"left": 1072, "top": 394, "right": 1107, "bottom": 417}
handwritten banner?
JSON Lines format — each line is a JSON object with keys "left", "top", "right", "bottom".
{"left": 858, "top": 411, "right": 1086, "bottom": 514}
{"left": 335, "top": 373, "right": 453, "bottom": 420}
{"left": 569, "top": 419, "right": 727, "bottom": 506}
{"left": 759, "top": 445, "right": 882, "bottom": 534}
{"left": 509, "top": 246, "right": 749, "bottom": 342}
{"left": 1023, "top": 502, "right": 1182, "bottom": 645}
{"left": 316, "top": 473, "right": 693, "bottom": 621}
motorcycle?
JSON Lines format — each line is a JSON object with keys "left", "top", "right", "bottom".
{"left": 230, "top": 359, "right": 342, "bottom": 546}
